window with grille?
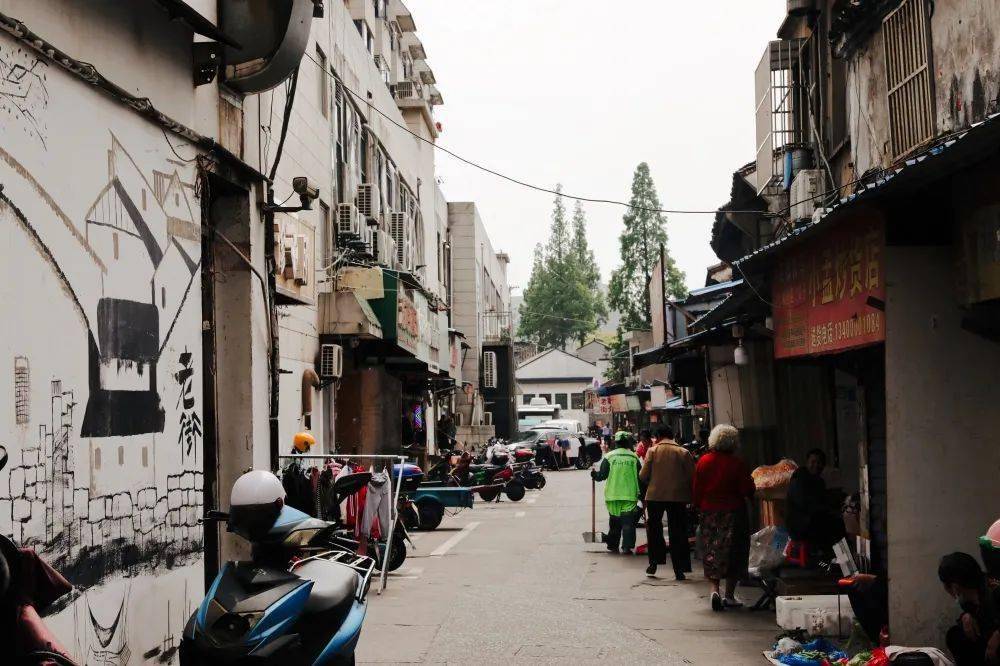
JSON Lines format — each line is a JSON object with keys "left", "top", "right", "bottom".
{"left": 555, "top": 394, "right": 569, "bottom": 410}
{"left": 883, "top": 0, "right": 934, "bottom": 160}
{"left": 523, "top": 394, "right": 536, "bottom": 405}
{"left": 316, "top": 46, "right": 329, "bottom": 118}
{"left": 754, "top": 40, "right": 805, "bottom": 195}
{"left": 318, "top": 201, "right": 331, "bottom": 271}
{"left": 571, "top": 393, "right": 586, "bottom": 410}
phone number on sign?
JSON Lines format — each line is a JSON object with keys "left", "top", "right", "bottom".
{"left": 810, "top": 312, "right": 881, "bottom": 349}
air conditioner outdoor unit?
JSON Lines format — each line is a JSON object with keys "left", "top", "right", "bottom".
{"left": 385, "top": 236, "right": 397, "bottom": 268}
{"left": 482, "top": 351, "right": 497, "bottom": 389}
{"left": 358, "top": 183, "right": 381, "bottom": 220}
{"left": 363, "top": 226, "right": 376, "bottom": 256}
{"left": 373, "top": 230, "right": 386, "bottom": 264}
{"left": 337, "top": 203, "right": 362, "bottom": 238}
{"left": 282, "top": 236, "right": 297, "bottom": 280}
{"left": 790, "top": 169, "right": 822, "bottom": 225}
{"left": 294, "top": 235, "right": 309, "bottom": 285}
{"left": 319, "top": 343, "right": 343, "bottom": 379}
{"left": 390, "top": 212, "right": 407, "bottom": 264}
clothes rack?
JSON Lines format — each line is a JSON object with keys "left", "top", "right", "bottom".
{"left": 276, "top": 453, "right": 407, "bottom": 594}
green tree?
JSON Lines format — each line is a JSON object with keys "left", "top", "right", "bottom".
{"left": 569, "top": 200, "right": 607, "bottom": 343}
{"left": 604, "top": 326, "right": 630, "bottom": 383}
{"left": 608, "top": 163, "right": 687, "bottom": 330}
{"left": 518, "top": 188, "right": 605, "bottom": 350}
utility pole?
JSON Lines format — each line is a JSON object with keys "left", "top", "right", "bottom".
{"left": 660, "top": 242, "right": 668, "bottom": 343}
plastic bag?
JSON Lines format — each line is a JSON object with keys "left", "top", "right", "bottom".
{"left": 778, "top": 639, "right": 848, "bottom": 665}
{"left": 753, "top": 459, "right": 799, "bottom": 489}
{"left": 864, "top": 648, "right": 888, "bottom": 666}
{"left": 750, "top": 525, "right": 790, "bottom": 570}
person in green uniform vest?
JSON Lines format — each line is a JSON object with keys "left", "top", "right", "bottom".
{"left": 591, "top": 431, "right": 641, "bottom": 554}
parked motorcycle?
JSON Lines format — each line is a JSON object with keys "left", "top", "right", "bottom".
{"left": 425, "top": 450, "right": 526, "bottom": 502}
{"left": 512, "top": 460, "right": 546, "bottom": 490}
{"left": 180, "top": 470, "right": 379, "bottom": 665}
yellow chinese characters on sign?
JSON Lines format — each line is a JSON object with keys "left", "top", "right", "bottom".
{"left": 773, "top": 214, "right": 886, "bottom": 358}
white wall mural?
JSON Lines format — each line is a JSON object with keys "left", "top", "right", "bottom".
{"left": 0, "top": 32, "right": 205, "bottom": 664}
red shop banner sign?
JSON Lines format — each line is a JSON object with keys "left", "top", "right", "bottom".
{"left": 772, "top": 215, "right": 885, "bottom": 358}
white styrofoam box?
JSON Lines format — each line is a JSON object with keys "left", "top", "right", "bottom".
{"left": 776, "top": 595, "right": 855, "bottom": 636}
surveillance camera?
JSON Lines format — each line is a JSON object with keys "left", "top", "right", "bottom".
{"left": 292, "top": 176, "right": 320, "bottom": 208}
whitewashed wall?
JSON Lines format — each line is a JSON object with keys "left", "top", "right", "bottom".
{"left": 0, "top": 30, "right": 205, "bottom": 663}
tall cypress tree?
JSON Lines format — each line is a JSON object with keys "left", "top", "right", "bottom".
{"left": 608, "top": 162, "right": 686, "bottom": 330}
{"left": 569, "top": 200, "right": 607, "bottom": 343}
{"left": 517, "top": 188, "right": 605, "bottom": 350}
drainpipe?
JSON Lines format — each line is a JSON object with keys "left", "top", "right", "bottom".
{"left": 301, "top": 368, "right": 321, "bottom": 429}
{"left": 264, "top": 67, "right": 299, "bottom": 468}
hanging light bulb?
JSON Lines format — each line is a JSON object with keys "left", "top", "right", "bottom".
{"left": 734, "top": 340, "right": 749, "bottom": 366}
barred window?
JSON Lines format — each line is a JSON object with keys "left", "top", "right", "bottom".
{"left": 883, "top": 0, "right": 935, "bottom": 160}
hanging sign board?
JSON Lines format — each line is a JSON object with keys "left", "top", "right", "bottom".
{"left": 773, "top": 214, "right": 886, "bottom": 358}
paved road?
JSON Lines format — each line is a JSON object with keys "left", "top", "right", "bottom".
{"left": 356, "top": 469, "right": 776, "bottom": 665}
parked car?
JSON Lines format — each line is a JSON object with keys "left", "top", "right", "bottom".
{"left": 508, "top": 427, "right": 590, "bottom": 468}
{"left": 534, "top": 419, "right": 602, "bottom": 466}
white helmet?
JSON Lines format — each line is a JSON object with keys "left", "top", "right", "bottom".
{"left": 229, "top": 470, "right": 285, "bottom": 541}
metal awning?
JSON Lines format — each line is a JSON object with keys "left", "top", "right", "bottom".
{"left": 323, "top": 291, "right": 383, "bottom": 339}
{"left": 632, "top": 344, "right": 689, "bottom": 370}
{"left": 152, "top": 0, "right": 242, "bottom": 48}
{"left": 689, "top": 283, "right": 766, "bottom": 331}
{"left": 735, "top": 110, "right": 1000, "bottom": 272}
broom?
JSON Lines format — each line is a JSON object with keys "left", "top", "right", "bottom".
{"left": 582, "top": 476, "right": 606, "bottom": 543}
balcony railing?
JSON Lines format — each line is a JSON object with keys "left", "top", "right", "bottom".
{"left": 481, "top": 311, "right": 513, "bottom": 343}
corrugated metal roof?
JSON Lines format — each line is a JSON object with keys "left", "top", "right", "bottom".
{"left": 685, "top": 279, "right": 744, "bottom": 301}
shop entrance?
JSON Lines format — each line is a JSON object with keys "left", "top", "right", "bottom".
{"left": 775, "top": 344, "right": 887, "bottom": 575}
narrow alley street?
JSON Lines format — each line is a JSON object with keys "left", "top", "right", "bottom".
{"left": 358, "top": 470, "right": 775, "bottom": 665}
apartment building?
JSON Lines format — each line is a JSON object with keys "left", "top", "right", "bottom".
{"left": 243, "top": 0, "right": 464, "bottom": 461}
{"left": 448, "top": 202, "right": 516, "bottom": 441}
{"left": 636, "top": 0, "right": 1000, "bottom": 648}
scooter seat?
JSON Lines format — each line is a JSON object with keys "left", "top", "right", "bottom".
{"left": 292, "top": 558, "right": 357, "bottom": 614}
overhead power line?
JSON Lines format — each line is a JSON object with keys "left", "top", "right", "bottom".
{"left": 301, "top": 49, "right": 964, "bottom": 229}
{"left": 299, "top": 50, "right": 761, "bottom": 217}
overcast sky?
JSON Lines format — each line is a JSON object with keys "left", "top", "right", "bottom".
{"left": 406, "top": 0, "right": 786, "bottom": 293}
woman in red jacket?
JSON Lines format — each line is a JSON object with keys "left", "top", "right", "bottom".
{"left": 693, "top": 424, "right": 755, "bottom": 611}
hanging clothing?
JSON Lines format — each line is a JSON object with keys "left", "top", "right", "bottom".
{"left": 281, "top": 462, "right": 315, "bottom": 515}
{"left": 361, "top": 472, "right": 392, "bottom": 539}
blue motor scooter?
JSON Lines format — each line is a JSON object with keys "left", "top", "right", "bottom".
{"left": 180, "top": 471, "right": 375, "bottom": 665}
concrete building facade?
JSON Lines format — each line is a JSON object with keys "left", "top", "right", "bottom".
{"left": 448, "top": 202, "right": 514, "bottom": 442}
{"left": 635, "top": 0, "right": 1000, "bottom": 650}
{"left": 516, "top": 349, "right": 601, "bottom": 427}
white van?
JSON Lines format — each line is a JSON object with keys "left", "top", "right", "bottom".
{"left": 536, "top": 418, "right": 586, "bottom": 436}
{"left": 517, "top": 397, "right": 560, "bottom": 431}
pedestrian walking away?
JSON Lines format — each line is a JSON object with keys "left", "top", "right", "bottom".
{"left": 639, "top": 426, "right": 695, "bottom": 579}
{"left": 591, "top": 432, "right": 641, "bottom": 554}
{"left": 636, "top": 429, "right": 653, "bottom": 461}
{"left": 693, "top": 424, "right": 755, "bottom": 611}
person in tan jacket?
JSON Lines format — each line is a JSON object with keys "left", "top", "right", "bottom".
{"left": 639, "top": 427, "right": 695, "bottom": 579}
